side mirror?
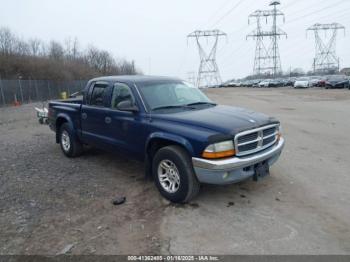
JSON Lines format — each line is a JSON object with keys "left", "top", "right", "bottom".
{"left": 117, "top": 100, "right": 139, "bottom": 112}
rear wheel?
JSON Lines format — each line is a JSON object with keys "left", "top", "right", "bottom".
{"left": 59, "top": 123, "right": 83, "bottom": 157}
{"left": 153, "top": 145, "right": 200, "bottom": 203}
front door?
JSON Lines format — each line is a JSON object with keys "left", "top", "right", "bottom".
{"left": 104, "top": 82, "right": 146, "bottom": 159}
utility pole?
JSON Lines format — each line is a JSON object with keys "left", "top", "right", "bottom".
{"left": 0, "top": 76, "right": 5, "bottom": 106}
{"left": 18, "top": 76, "right": 24, "bottom": 103}
{"left": 307, "top": 23, "right": 345, "bottom": 74}
{"left": 187, "top": 30, "right": 226, "bottom": 88}
{"left": 247, "top": 1, "right": 287, "bottom": 77}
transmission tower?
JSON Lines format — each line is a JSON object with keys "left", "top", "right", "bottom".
{"left": 188, "top": 30, "right": 226, "bottom": 88}
{"left": 186, "top": 71, "right": 196, "bottom": 86}
{"left": 247, "top": 1, "right": 287, "bottom": 77}
{"left": 247, "top": 12, "right": 269, "bottom": 75}
{"left": 307, "top": 23, "right": 345, "bottom": 74}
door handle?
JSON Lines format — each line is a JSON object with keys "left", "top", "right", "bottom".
{"left": 82, "top": 113, "right": 87, "bottom": 120}
{"left": 105, "top": 116, "right": 112, "bottom": 124}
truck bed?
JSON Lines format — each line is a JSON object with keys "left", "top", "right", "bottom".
{"left": 48, "top": 97, "right": 83, "bottom": 134}
{"left": 52, "top": 96, "right": 83, "bottom": 104}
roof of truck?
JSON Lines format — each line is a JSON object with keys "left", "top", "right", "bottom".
{"left": 90, "top": 75, "right": 182, "bottom": 85}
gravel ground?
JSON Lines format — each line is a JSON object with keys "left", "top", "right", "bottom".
{"left": 0, "top": 103, "right": 165, "bottom": 254}
{"left": 1, "top": 87, "right": 350, "bottom": 254}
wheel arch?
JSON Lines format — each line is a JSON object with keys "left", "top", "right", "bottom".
{"left": 144, "top": 132, "right": 194, "bottom": 179}
{"left": 55, "top": 114, "right": 74, "bottom": 143}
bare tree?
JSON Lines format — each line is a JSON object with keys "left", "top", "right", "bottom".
{"left": 64, "top": 37, "right": 80, "bottom": 60}
{"left": 15, "top": 40, "right": 30, "bottom": 56}
{"left": 0, "top": 27, "right": 16, "bottom": 55}
{"left": 0, "top": 27, "right": 138, "bottom": 80}
{"left": 48, "top": 40, "right": 64, "bottom": 60}
{"left": 28, "top": 38, "right": 42, "bottom": 56}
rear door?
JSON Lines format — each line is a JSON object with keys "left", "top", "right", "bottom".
{"left": 81, "top": 81, "right": 112, "bottom": 148}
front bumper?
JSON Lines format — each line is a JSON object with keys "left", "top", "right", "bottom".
{"left": 192, "top": 138, "right": 285, "bottom": 184}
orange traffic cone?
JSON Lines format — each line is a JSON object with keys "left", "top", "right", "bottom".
{"left": 13, "top": 94, "right": 21, "bottom": 107}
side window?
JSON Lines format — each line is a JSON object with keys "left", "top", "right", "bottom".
{"left": 90, "top": 84, "right": 107, "bottom": 107}
{"left": 111, "top": 83, "right": 134, "bottom": 109}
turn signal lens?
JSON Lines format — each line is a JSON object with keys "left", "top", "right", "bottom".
{"left": 277, "top": 124, "right": 282, "bottom": 141}
{"left": 202, "top": 149, "right": 235, "bottom": 159}
{"left": 277, "top": 133, "right": 282, "bottom": 141}
{"left": 202, "top": 140, "right": 235, "bottom": 159}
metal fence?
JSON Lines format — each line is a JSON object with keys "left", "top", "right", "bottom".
{"left": 0, "top": 79, "right": 88, "bottom": 106}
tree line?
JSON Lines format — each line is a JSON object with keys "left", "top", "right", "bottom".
{"left": 0, "top": 27, "right": 139, "bottom": 80}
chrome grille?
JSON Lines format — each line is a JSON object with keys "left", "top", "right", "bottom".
{"left": 263, "top": 127, "right": 276, "bottom": 136}
{"left": 234, "top": 124, "right": 279, "bottom": 156}
{"left": 238, "top": 142, "right": 259, "bottom": 152}
{"left": 237, "top": 132, "right": 258, "bottom": 144}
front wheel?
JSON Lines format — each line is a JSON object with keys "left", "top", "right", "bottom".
{"left": 153, "top": 145, "right": 200, "bottom": 203}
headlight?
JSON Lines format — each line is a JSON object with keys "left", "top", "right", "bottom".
{"left": 202, "top": 140, "right": 235, "bottom": 159}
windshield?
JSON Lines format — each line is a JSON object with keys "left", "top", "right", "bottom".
{"left": 328, "top": 75, "right": 346, "bottom": 81}
{"left": 138, "top": 80, "right": 214, "bottom": 111}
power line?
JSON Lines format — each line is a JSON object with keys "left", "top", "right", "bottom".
{"left": 283, "top": 0, "right": 304, "bottom": 9}
{"left": 202, "top": 0, "right": 232, "bottom": 28}
{"left": 284, "top": 0, "right": 347, "bottom": 25}
{"left": 211, "top": 0, "right": 245, "bottom": 27}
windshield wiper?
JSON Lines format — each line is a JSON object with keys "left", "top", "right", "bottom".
{"left": 151, "top": 105, "right": 193, "bottom": 111}
{"left": 186, "top": 101, "right": 217, "bottom": 106}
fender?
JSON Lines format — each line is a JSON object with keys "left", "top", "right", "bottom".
{"left": 143, "top": 132, "right": 195, "bottom": 179}
{"left": 145, "top": 132, "right": 194, "bottom": 156}
{"left": 55, "top": 113, "right": 76, "bottom": 143}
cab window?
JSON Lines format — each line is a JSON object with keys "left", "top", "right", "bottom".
{"left": 90, "top": 84, "right": 107, "bottom": 107}
{"left": 111, "top": 83, "right": 134, "bottom": 109}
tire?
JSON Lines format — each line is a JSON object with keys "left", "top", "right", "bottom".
{"left": 59, "top": 123, "right": 83, "bottom": 157}
{"left": 152, "top": 145, "right": 200, "bottom": 203}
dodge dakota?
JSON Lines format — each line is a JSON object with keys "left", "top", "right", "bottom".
{"left": 48, "top": 76, "right": 284, "bottom": 203}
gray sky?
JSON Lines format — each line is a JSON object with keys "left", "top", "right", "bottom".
{"left": 2, "top": 0, "right": 350, "bottom": 80}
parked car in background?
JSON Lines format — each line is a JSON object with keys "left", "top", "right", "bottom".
{"left": 325, "top": 75, "right": 350, "bottom": 89}
{"left": 222, "top": 81, "right": 241, "bottom": 88}
{"left": 294, "top": 77, "right": 311, "bottom": 88}
{"left": 309, "top": 76, "right": 322, "bottom": 87}
{"left": 258, "top": 79, "right": 271, "bottom": 87}
{"left": 284, "top": 78, "right": 295, "bottom": 87}
{"left": 251, "top": 79, "right": 261, "bottom": 87}
{"left": 271, "top": 79, "right": 283, "bottom": 87}
{"left": 277, "top": 79, "right": 288, "bottom": 87}
{"left": 241, "top": 80, "right": 252, "bottom": 87}
{"left": 226, "top": 81, "right": 242, "bottom": 87}
{"left": 241, "top": 79, "right": 261, "bottom": 87}
{"left": 48, "top": 76, "right": 284, "bottom": 203}
{"left": 315, "top": 76, "right": 327, "bottom": 87}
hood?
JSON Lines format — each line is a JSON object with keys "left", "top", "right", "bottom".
{"left": 327, "top": 79, "right": 347, "bottom": 85}
{"left": 153, "top": 105, "right": 278, "bottom": 135}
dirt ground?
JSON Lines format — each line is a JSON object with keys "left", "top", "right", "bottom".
{"left": 1, "top": 87, "right": 350, "bottom": 255}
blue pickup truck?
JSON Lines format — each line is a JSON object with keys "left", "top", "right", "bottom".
{"left": 48, "top": 76, "right": 284, "bottom": 203}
